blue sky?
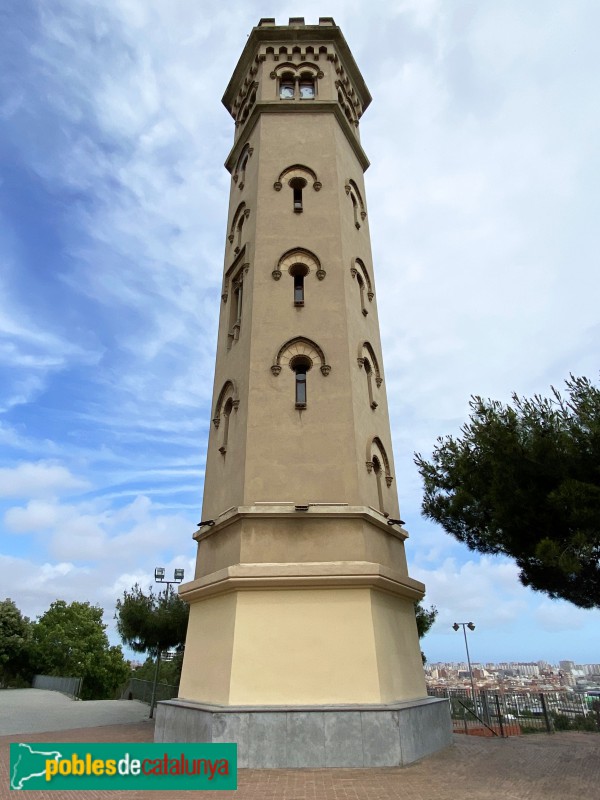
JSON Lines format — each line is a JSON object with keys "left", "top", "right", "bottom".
{"left": 1, "top": 0, "right": 599, "bottom": 665}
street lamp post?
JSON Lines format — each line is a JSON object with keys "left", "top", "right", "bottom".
{"left": 453, "top": 622, "right": 476, "bottom": 706}
{"left": 149, "top": 567, "right": 184, "bottom": 719}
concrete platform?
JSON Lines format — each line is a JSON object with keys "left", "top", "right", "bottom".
{"left": 154, "top": 696, "right": 452, "bottom": 767}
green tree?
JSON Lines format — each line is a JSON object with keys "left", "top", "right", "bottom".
{"left": 414, "top": 375, "right": 600, "bottom": 608}
{"left": 31, "top": 600, "right": 129, "bottom": 700}
{"left": 0, "top": 598, "right": 32, "bottom": 686}
{"left": 115, "top": 584, "right": 189, "bottom": 658}
{"left": 414, "top": 599, "right": 437, "bottom": 664}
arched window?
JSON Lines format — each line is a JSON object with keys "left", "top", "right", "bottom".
{"left": 271, "top": 337, "right": 331, "bottom": 408}
{"left": 299, "top": 75, "right": 315, "bottom": 99}
{"left": 358, "top": 342, "right": 382, "bottom": 402}
{"left": 366, "top": 437, "right": 393, "bottom": 515}
{"left": 272, "top": 248, "right": 326, "bottom": 294}
{"left": 233, "top": 143, "right": 253, "bottom": 190}
{"left": 212, "top": 380, "right": 239, "bottom": 446}
{"left": 273, "top": 165, "right": 322, "bottom": 212}
{"left": 351, "top": 258, "right": 374, "bottom": 312}
{"left": 346, "top": 180, "right": 367, "bottom": 229}
{"left": 279, "top": 73, "right": 295, "bottom": 99}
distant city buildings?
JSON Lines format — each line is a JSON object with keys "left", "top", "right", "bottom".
{"left": 425, "top": 661, "right": 600, "bottom": 695}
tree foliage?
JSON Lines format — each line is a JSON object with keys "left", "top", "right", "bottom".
{"left": 414, "top": 375, "right": 600, "bottom": 608}
{"left": 415, "top": 600, "right": 437, "bottom": 639}
{"left": 115, "top": 584, "right": 189, "bottom": 657}
{"left": 414, "top": 599, "right": 437, "bottom": 664}
{"left": 31, "top": 600, "right": 129, "bottom": 700}
{"left": 0, "top": 598, "right": 32, "bottom": 686}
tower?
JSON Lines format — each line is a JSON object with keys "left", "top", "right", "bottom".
{"left": 156, "top": 17, "right": 450, "bottom": 766}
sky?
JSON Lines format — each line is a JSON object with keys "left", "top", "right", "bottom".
{"left": 1, "top": 0, "right": 599, "bottom": 667}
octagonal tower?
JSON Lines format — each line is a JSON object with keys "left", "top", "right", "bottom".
{"left": 156, "top": 17, "right": 451, "bottom": 767}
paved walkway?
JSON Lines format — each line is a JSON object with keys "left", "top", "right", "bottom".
{"left": 0, "top": 689, "right": 150, "bottom": 735}
{"left": 1, "top": 691, "right": 598, "bottom": 799}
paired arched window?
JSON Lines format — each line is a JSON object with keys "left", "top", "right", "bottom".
{"left": 272, "top": 63, "right": 321, "bottom": 101}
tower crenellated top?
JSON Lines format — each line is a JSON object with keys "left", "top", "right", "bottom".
{"left": 222, "top": 18, "right": 371, "bottom": 147}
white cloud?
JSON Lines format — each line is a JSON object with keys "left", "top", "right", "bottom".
{"left": 0, "top": 462, "right": 89, "bottom": 499}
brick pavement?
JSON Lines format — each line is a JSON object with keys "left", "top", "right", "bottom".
{"left": 1, "top": 721, "right": 598, "bottom": 799}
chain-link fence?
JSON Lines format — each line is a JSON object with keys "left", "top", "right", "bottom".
{"left": 429, "top": 687, "right": 600, "bottom": 736}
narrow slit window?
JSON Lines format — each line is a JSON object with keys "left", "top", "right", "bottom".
{"left": 219, "top": 398, "right": 233, "bottom": 454}
{"left": 289, "top": 177, "right": 306, "bottom": 212}
{"left": 290, "top": 264, "right": 308, "bottom": 306}
{"left": 291, "top": 355, "right": 311, "bottom": 408}
{"left": 373, "top": 456, "right": 385, "bottom": 514}
{"left": 294, "top": 274, "right": 304, "bottom": 305}
{"left": 295, "top": 366, "right": 307, "bottom": 405}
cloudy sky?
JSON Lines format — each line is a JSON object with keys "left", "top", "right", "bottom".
{"left": 2, "top": 0, "right": 598, "bottom": 666}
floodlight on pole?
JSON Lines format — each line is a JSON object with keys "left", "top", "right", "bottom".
{"left": 452, "top": 621, "right": 477, "bottom": 703}
{"left": 149, "top": 567, "right": 185, "bottom": 719}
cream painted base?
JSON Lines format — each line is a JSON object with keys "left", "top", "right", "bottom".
{"left": 178, "top": 580, "right": 427, "bottom": 706}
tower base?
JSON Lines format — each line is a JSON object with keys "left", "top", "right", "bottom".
{"left": 154, "top": 697, "right": 451, "bottom": 767}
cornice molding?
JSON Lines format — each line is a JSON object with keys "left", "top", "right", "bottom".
{"left": 179, "top": 560, "right": 425, "bottom": 604}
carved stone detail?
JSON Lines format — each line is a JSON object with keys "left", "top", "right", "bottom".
{"left": 313, "top": 181, "right": 322, "bottom": 191}
{"left": 316, "top": 269, "right": 326, "bottom": 281}
{"left": 273, "top": 181, "right": 283, "bottom": 191}
{"left": 271, "top": 365, "right": 282, "bottom": 376}
{"left": 365, "top": 460, "right": 374, "bottom": 473}
{"left": 320, "top": 364, "right": 331, "bottom": 376}
{"left": 357, "top": 357, "right": 365, "bottom": 369}
{"left": 272, "top": 269, "right": 282, "bottom": 281}
{"left": 385, "top": 476, "right": 394, "bottom": 487}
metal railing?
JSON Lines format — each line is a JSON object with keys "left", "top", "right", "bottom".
{"left": 429, "top": 687, "right": 600, "bottom": 736}
{"left": 121, "top": 678, "right": 178, "bottom": 705}
{"left": 32, "top": 674, "right": 82, "bottom": 699}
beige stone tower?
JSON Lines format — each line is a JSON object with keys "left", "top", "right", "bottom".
{"left": 156, "top": 17, "right": 450, "bottom": 766}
